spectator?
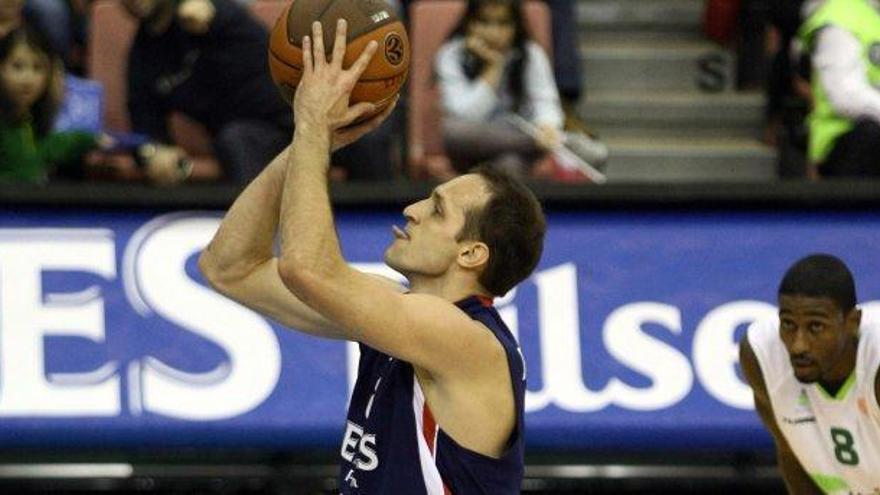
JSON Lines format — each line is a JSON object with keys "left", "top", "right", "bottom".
{"left": 798, "top": 0, "right": 880, "bottom": 177}
{"left": 764, "top": 0, "right": 806, "bottom": 146}
{"left": 122, "top": 0, "right": 394, "bottom": 183}
{"left": 435, "top": 0, "right": 607, "bottom": 180}
{"left": 0, "top": 25, "right": 108, "bottom": 183}
{"left": 23, "top": 0, "right": 73, "bottom": 65}
{"left": 544, "top": 0, "right": 583, "bottom": 105}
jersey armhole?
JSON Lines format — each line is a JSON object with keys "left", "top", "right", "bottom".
{"left": 869, "top": 364, "right": 880, "bottom": 416}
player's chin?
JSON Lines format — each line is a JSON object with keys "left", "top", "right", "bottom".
{"left": 383, "top": 248, "right": 405, "bottom": 272}
{"left": 792, "top": 366, "right": 820, "bottom": 384}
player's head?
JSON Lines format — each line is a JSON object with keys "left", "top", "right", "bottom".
{"left": 385, "top": 166, "right": 545, "bottom": 297}
{"left": 777, "top": 254, "right": 861, "bottom": 384}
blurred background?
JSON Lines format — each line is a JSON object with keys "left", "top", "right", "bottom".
{"left": 2, "top": 0, "right": 879, "bottom": 492}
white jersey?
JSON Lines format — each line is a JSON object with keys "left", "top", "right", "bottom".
{"left": 748, "top": 319, "right": 880, "bottom": 494}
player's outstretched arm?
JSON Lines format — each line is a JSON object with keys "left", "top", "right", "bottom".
{"left": 199, "top": 146, "right": 345, "bottom": 338}
{"left": 740, "top": 339, "right": 822, "bottom": 495}
{"left": 277, "top": 20, "right": 505, "bottom": 378}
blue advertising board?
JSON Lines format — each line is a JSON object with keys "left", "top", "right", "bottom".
{"left": 1, "top": 209, "right": 879, "bottom": 453}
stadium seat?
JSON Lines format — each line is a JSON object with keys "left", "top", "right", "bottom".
{"left": 406, "top": 0, "right": 552, "bottom": 179}
{"left": 87, "top": 0, "right": 287, "bottom": 181}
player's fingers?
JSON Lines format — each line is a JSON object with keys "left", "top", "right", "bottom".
{"left": 348, "top": 40, "right": 377, "bottom": 80}
{"left": 311, "top": 21, "right": 326, "bottom": 67}
{"left": 340, "top": 102, "right": 377, "bottom": 126}
{"left": 331, "top": 18, "right": 347, "bottom": 68}
{"left": 373, "top": 96, "right": 398, "bottom": 125}
{"left": 302, "top": 36, "right": 313, "bottom": 74}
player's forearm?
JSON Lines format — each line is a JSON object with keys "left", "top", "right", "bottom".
{"left": 200, "top": 146, "right": 289, "bottom": 284}
{"left": 778, "top": 450, "right": 822, "bottom": 494}
{"left": 278, "top": 125, "right": 346, "bottom": 281}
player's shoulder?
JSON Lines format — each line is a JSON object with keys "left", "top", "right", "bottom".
{"left": 857, "top": 318, "right": 880, "bottom": 370}
{"left": 402, "top": 292, "right": 486, "bottom": 326}
{"left": 859, "top": 318, "right": 880, "bottom": 344}
{"left": 744, "top": 316, "right": 779, "bottom": 350}
{"left": 742, "top": 316, "right": 792, "bottom": 386}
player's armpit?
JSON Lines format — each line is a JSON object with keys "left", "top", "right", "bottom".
{"left": 739, "top": 338, "right": 773, "bottom": 424}
{"left": 739, "top": 339, "right": 822, "bottom": 495}
{"left": 277, "top": 263, "right": 502, "bottom": 377}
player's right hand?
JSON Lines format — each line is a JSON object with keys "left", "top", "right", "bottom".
{"left": 293, "top": 19, "right": 378, "bottom": 135}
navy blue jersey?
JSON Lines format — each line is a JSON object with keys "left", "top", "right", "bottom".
{"left": 337, "top": 296, "right": 526, "bottom": 494}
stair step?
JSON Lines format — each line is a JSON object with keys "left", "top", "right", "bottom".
{"left": 577, "top": 0, "right": 705, "bottom": 31}
{"left": 580, "top": 40, "right": 735, "bottom": 91}
{"left": 603, "top": 137, "right": 778, "bottom": 182}
{"left": 579, "top": 90, "right": 765, "bottom": 138}
{"left": 581, "top": 30, "right": 708, "bottom": 44}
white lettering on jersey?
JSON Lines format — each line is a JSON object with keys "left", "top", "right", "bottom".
{"left": 340, "top": 421, "right": 379, "bottom": 471}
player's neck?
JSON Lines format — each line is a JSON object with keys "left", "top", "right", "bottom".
{"left": 819, "top": 336, "right": 859, "bottom": 396}
{"left": 408, "top": 275, "right": 489, "bottom": 302}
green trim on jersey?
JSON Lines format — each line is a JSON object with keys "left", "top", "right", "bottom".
{"left": 810, "top": 472, "right": 851, "bottom": 494}
{"left": 816, "top": 372, "right": 856, "bottom": 401}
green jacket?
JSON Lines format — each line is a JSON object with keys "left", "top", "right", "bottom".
{"left": 0, "top": 118, "right": 97, "bottom": 183}
{"left": 799, "top": 0, "right": 880, "bottom": 164}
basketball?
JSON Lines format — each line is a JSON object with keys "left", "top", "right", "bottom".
{"left": 268, "top": 0, "right": 410, "bottom": 117}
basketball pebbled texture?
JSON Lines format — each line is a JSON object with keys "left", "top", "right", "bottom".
{"left": 268, "top": 0, "right": 410, "bottom": 113}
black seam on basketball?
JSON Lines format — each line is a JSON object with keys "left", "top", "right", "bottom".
{"left": 315, "top": 0, "right": 337, "bottom": 26}
{"left": 269, "top": 48, "right": 305, "bottom": 69}
{"left": 348, "top": 17, "right": 396, "bottom": 39}
{"left": 270, "top": 49, "right": 404, "bottom": 82}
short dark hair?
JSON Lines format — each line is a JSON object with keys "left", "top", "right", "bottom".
{"left": 457, "top": 165, "right": 546, "bottom": 296}
{"left": 778, "top": 254, "right": 857, "bottom": 313}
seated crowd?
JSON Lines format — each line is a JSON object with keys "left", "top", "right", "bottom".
{"left": 1, "top": 0, "right": 608, "bottom": 185}
{"left": 4, "top": 0, "right": 878, "bottom": 185}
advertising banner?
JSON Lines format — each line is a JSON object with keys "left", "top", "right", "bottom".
{"left": 1, "top": 209, "right": 878, "bottom": 452}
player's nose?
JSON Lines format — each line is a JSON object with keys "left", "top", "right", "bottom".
{"left": 403, "top": 198, "right": 429, "bottom": 223}
{"left": 789, "top": 328, "right": 811, "bottom": 354}
{"left": 402, "top": 203, "right": 418, "bottom": 223}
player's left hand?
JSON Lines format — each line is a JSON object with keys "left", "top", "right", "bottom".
{"left": 331, "top": 95, "right": 397, "bottom": 151}
{"left": 293, "top": 19, "right": 379, "bottom": 136}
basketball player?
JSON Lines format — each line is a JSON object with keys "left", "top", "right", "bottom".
{"left": 199, "top": 20, "right": 544, "bottom": 493}
{"left": 741, "top": 254, "right": 880, "bottom": 494}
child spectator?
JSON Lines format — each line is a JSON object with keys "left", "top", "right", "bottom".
{"left": 0, "top": 25, "right": 102, "bottom": 183}
{"left": 0, "top": 24, "right": 184, "bottom": 184}
{"left": 435, "top": 0, "right": 607, "bottom": 180}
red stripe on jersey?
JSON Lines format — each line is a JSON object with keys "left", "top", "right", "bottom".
{"left": 422, "top": 404, "right": 454, "bottom": 494}
{"left": 422, "top": 404, "right": 438, "bottom": 455}
{"left": 476, "top": 296, "right": 494, "bottom": 307}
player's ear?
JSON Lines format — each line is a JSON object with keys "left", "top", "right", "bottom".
{"left": 847, "top": 307, "right": 862, "bottom": 336}
{"left": 458, "top": 241, "right": 489, "bottom": 270}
